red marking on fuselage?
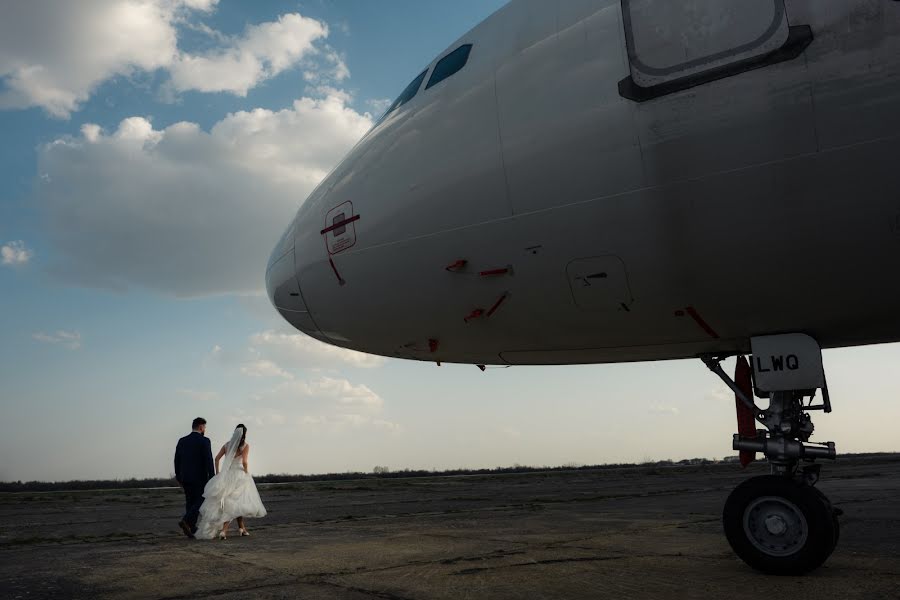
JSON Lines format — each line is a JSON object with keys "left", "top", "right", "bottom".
{"left": 320, "top": 214, "right": 360, "bottom": 236}
{"left": 445, "top": 259, "right": 468, "bottom": 272}
{"left": 685, "top": 306, "right": 719, "bottom": 339}
{"left": 328, "top": 256, "right": 346, "bottom": 286}
{"left": 486, "top": 293, "right": 508, "bottom": 318}
{"left": 464, "top": 308, "right": 485, "bottom": 323}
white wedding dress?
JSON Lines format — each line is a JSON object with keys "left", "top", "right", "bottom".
{"left": 195, "top": 429, "right": 267, "bottom": 539}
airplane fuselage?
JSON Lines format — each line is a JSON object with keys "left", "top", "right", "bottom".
{"left": 267, "top": 0, "right": 900, "bottom": 366}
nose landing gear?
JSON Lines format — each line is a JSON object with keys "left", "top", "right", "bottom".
{"left": 702, "top": 334, "right": 840, "bottom": 575}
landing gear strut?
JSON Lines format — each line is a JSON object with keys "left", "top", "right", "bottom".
{"left": 702, "top": 334, "right": 841, "bottom": 574}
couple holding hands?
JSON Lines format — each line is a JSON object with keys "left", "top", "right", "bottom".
{"left": 173, "top": 418, "right": 267, "bottom": 539}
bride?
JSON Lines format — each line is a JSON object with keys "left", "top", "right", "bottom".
{"left": 195, "top": 424, "right": 267, "bottom": 539}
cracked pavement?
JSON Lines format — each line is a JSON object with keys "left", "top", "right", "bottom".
{"left": 1, "top": 456, "right": 898, "bottom": 599}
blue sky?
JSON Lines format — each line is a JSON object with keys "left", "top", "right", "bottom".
{"left": 1, "top": 0, "right": 898, "bottom": 482}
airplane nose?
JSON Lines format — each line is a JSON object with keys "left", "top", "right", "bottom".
{"left": 265, "top": 240, "right": 321, "bottom": 337}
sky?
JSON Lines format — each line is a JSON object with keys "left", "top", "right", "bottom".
{"left": 1, "top": 0, "right": 899, "bottom": 483}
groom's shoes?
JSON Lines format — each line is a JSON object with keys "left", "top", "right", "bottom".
{"left": 178, "top": 520, "right": 195, "bottom": 539}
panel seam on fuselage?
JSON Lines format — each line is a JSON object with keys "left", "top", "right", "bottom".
{"left": 492, "top": 72, "right": 515, "bottom": 217}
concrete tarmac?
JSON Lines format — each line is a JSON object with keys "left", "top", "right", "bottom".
{"left": 2, "top": 456, "right": 899, "bottom": 599}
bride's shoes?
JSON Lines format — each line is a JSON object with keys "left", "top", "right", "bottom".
{"left": 215, "top": 526, "right": 248, "bottom": 539}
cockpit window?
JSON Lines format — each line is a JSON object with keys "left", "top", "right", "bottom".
{"left": 426, "top": 44, "right": 473, "bottom": 90}
{"left": 381, "top": 69, "right": 429, "bottom": 120}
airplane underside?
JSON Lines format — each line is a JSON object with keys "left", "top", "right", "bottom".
{"left": 293, "top": 131, "right": 900, "bottom": 368}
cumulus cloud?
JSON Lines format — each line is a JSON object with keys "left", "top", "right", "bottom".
{"left": 302, "top": 47, "right": 349, "bottom": 85}
{"left": 241, "top": 359, "right": 294, "bottom": 380}
{"left": 32, "top": 330, "right": 82, "bottom": 350}
{"left": 0, "top": 1, "right": 342, "bottom": 118}
{"left": 249, "top": 330, "right": 385, "bottom": 370}
{"left": 0, "top": 1, "right": 183, "bottom": 118}
{"left": 250, "top": 375, "right": 391, "bottom": 432}
{"left": 210, "top": 332, "right": 390, "bottom": 429}
{"left": 37, "top": 92, "right": 372, "bottom": 296}
{"left": 308, "top": 376, "right": 383, "bottom": 410}
{"left": 181, "top": 0, "right": 220, "bottom": 11}
{"left": 254, "top": 376, "right": 383, "bottom": 411}
{"left": 366, "top": 98, "right": 392, "bottom": 115}
{"left": 168, "top": 13, "right": 327, "bottom": 95}
{"left": 1, "top": 241, "right": 32, "bottom": 266}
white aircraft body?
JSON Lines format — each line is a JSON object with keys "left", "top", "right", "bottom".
{"left": 267, "top": 0, "right": 900, "bottom": 575}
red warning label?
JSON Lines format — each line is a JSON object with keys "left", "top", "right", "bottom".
{"left": 322, "top": 201, "right": 358, "bottom": 255}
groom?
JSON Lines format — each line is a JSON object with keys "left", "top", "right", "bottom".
{"left": 174, "top": 417, "right": 215, "bottom": 538}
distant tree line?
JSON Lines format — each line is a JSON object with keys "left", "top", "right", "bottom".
{"left": 0, "top": 461, "right": 705, "bottom": 492}
{"left": 1, "top": 453, "right": 896, "bottom": 493}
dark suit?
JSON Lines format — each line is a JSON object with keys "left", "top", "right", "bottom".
{"left": 174, "top": 431, "right": 215, "bottom": 531}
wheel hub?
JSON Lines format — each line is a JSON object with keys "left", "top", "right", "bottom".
{"left": 744, "top": 495, "right": 808, "bottom": 557}
{"left": 765, "top": 514, "right": 787, "bottom": 535}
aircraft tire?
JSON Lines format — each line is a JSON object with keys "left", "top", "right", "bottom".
{"left": 809, "top": 485, "right": 841, "bottom": 549}
{"left": 723, "top": 475, "right": 836, "bottom": 575}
